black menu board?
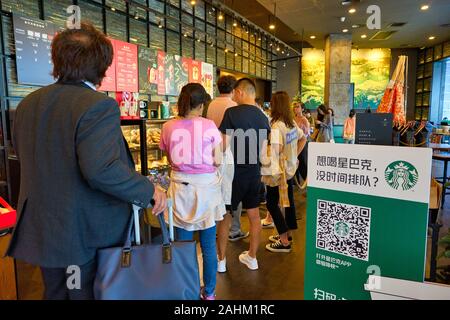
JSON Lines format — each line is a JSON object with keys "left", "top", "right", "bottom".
{"left": 355, "top": 113, "right": 393, "bottom": 146}
{"left": 13, "top": 14, "right": 56, "bottom": 86}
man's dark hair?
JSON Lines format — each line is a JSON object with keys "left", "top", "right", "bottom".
{"left": 217, "top": 75, "right": 236, "bottom": 94}
{"left": 177, "top": 83, "right": 207, "bottom": 117}
{"left": 52, "top": 22, "right": 113, "bottom": 86}
{"left": 234, "top": 77, "right": 256, "bottom": 95}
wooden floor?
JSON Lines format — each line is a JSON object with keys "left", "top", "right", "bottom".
{"left": 10, "top": 176, "right": 450, "bottom": 300}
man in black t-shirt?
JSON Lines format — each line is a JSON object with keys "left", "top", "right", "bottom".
{"left": 218, "top": 78, "right": 270, "bottom": 271}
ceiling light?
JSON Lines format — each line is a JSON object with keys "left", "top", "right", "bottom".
{"left": 348, "top": 8, "right": 356, "bottom": 14}
{"left": 341, "top": 0, "right": 352, "bottom": 5}
{"left": 218, "top": 12, "right": 224, "bottom": 20}
{"left": 184, "top": 33, "right": 188, "bottom": 37}
{"left": 269, "top": 24, "right": 276, "bottom": 30}
{"left": 276, "top": 46, "right": 280, "bottom": 51}
{"left": 421, "top": 5, "right": 429, "bottom": 10}
{"left": 233, "top": 21, "right": 238, "bottom": 27}
{"left": 225, "top": 48, "right": 228, "bottom": 53}
{"left": 352, "top": 24, "right": 359, "bottom": 28}
{"left": 340, "top": 16, "right": 346, "bottom": 22}
{"left": 134, "top": 15, "right": 139, "bottom": 20}
{"left": 428, "top": 36, "right": 435, "bottom": 40}
{"left": 111, "top": 7, "right": 116, "bottom": 11}
{"left": 342, "top": 29, "right": 349, "bottom": 33}
{"left": 190, "top": 0, "right": 196, "bottom": 5}
{"left": 310, "top": 35, "right": 316, "bottom": 39}
{"left": 361, "top": 34, "right": 367, "bottom": 38}
{"left": 235, "top": 53, "right": 238, "bottom": 57}
{"left": 197, "top": 38, "right": 201, "bottom": 42}
{"left": 287, "top": 53, "right": 290, "bottom": 56}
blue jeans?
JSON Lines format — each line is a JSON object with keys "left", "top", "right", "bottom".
{"left": 176, "top": 226, "right": 217, "bottom": 296}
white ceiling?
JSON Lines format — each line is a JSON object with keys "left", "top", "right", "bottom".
{"left": 257, "top": 0, "right": 450, "bottom": 48}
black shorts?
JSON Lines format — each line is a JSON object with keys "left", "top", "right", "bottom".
{"left": 231, "top": 175, "right": 262, "bottom": 211}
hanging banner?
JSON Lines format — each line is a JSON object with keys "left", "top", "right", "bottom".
{"left": 157, "top": 50, "right": 166, "bottom": 96}
{"left": 174, "top": 55, "right": 189, "bottom": 94}
{"left": 13, "top": 14, "right": 56, "bottom": 86}
{"left": 201, "top": 62, "right": 214, "bottom": 97}
{"left": 164, "top": 54, "right": 177, "bottom": 96}
{"left": 189, "top": 60, "right": 202, "bottom": 84}
{"left": 304, "top": 143, "right": 432, "bottom": 300}
{"left": 138, "top": 46, "right": 158, "bottom": 95}
{"left": 114, "top": 40, "right": 138, "bottom": 93}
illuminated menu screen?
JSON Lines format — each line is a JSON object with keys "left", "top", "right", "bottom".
{"left": 13, "top": 14, "right": 56, "bottom": 86}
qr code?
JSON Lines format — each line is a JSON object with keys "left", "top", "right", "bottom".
{"left": 316, "top": 200, "right": 371, "bottom": 261}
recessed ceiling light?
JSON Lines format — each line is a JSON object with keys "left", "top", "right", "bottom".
{"left": 352, "top": 24, "right": 359, "bottom": 29}
{"left": 349, "top": 8, "right": 356, "bottom": 14}
{"left": 343, "top": 29, "right": 349, "bottom": 33}
{"left": 361, "top": 34, "right": 367, "bottom": 38}
{"left": 421, "top": 5, "right": 429, "bottom": 10}
{"left": 269, "top": 24, "right": 276, "bottom": 30}
{"left": 310, "top": 35, "right": 316, "bottom": 39}
{"left": 428, "top": 36, "right": 436, "bottom": 40}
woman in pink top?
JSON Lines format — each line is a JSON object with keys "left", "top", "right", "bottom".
{"left": 160, "top": 83, "right": 226, "bottom": 300}
{"left": 343, "top": 109, "right": 356, "bottom": 144}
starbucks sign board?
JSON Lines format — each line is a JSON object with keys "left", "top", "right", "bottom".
{"left": 304, "top": 143, "right": 432, "bottom": 300}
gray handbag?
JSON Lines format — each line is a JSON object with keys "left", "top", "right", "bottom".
{"left": 94, "top": 202, "right": 201, "bottom": 300}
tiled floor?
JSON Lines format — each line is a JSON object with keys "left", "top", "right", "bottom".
{"left": 12, "top": 179, "right": 450, "bottom": 300}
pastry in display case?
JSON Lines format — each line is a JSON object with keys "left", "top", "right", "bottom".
{"left": 121, "top": 118, "right": 172, "bottom": 187}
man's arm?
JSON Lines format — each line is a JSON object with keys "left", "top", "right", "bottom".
{"left": 76, "top": 98, "right": 155, "bottom": 208}
{"left": 218, "top": 110, "right": 233, "bottom": 152}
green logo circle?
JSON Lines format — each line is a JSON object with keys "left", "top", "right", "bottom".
{"left": 334, "top": 221, "right": 350, "bottom": 238}
{"left": 384, "top": 161, "right": 419, "bottom": 191}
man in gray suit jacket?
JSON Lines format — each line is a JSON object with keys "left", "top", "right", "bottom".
{"left": 6, "top": 23, "right": 167, "bottom": 299}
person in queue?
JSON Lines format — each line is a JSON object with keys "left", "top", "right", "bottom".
{"left": 263, "top": 92, "right": 306, "bottom": 253}
{"left": 160, "top": 83, "right": 226, "bottom": 300}
{"left": 343, "top": 109, "right": 357, "bottom": 144}
{"left": 206, "top": 75, "right": 247, "bottom": 273}
{"left": 218, "top": 78, "right": 271, "bottom": 270}
{"left": 6, "top": 22, "right": 166, "bottom": 300}
{"left": 316, "top": 104, "right": 335, "bottom": 143}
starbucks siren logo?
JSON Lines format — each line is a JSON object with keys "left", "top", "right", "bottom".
{"left": 334, "top": 221, "right": 350, "bottom": 238}
{"left": 384, "top": 161, "right": 419, "bottom": 191}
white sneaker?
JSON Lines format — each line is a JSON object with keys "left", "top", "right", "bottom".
{"left": 218, "top": 258, "right": 227, "bottom": 273}
{"left": 238, "top": 251, "right": 259, "bottom": 270}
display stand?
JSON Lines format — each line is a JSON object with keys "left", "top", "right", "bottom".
{"left": 364, "top": 276, "right": 450, "bottom": 300}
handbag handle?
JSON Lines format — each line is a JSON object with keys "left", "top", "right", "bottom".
{"left": 122, "top": 199, "right": 172, "bottom": 268}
